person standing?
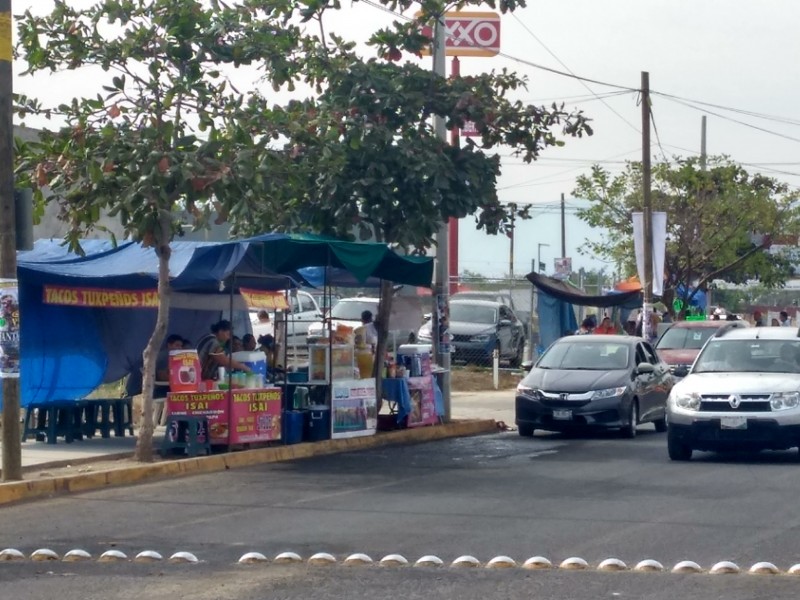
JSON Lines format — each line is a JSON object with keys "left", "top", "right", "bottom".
{"left": 779, "top": 311, "right": 792, "bottom": 327}
{"left": 753, "top": 310, "right": 765, "bottom": 327}
{"left": 594, "top": 316, "right": 617, "bottom": 334}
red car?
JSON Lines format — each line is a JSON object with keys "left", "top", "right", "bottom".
{"left": 655, "top": 319, "right": 749, "bottom": 378}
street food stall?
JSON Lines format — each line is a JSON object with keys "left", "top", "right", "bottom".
{"left": 12, "top": 234, "right": 434, "bottom": 447}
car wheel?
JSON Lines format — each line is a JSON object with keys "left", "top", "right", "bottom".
{"left": 653, "top": 417, "right": 667, "bottom": 433}
{"left": 510, "top": 340, "right": 524, "bottom": 368}
{"left": 667, "top": 428, "right": 693, "bottom": 461}
{"left": 518, "top": 423, "right": 535, "bottom": 437}
{"left": 621, "top": 400, "right": 638, "bottom": 439}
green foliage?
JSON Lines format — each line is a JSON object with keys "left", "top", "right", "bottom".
{"left": 573, "top": 156, "right": 800, "bottom": 308}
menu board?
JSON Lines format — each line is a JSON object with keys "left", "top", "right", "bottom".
{"left": 166, "top": 390, "right": 229, "bottom": 444}
{"left": 229, "top": 388, "right": 282, "bottom": 444}
{"left": 166, "top": 387, "right": 283, "bottom": 445}
{"left": 331, "top": 379, "right": 378, "bottom": 439}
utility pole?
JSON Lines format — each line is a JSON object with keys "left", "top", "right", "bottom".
{"left": 508, "top": 204, "right": 515, "bottom": 301}
{"left": 560, "top": 192, "right": 566, "bottom": 258}
{"left": 641, "top": 71, "right": 653, "bottom": 342}
{"left": 447, "top": 57, "right": 460, "bottom": 296}
{"left": 0, "top": 0, "right": 22, "bottom": 481}
{"left": 432, "top": 14, "right": 451, "bottom": 421}
{"left": 700, "top": 115, "right": 707, "bottom": 170}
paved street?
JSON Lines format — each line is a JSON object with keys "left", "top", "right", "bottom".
{"left": 4, "top": 420, "right": 800, "bottom": 598}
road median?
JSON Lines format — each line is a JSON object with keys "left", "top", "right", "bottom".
{"left": 0, "top": 419, "right": 497, "bottom": 507}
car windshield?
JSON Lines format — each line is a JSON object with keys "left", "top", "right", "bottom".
{"left": 450, "top": 304, "right": 497, "bottom": 324}
{"left": 537, "top": 342, "right": 630, "bottom": 370}
{"left": 330, "top": 300, "right": 378, "bottom": 321}
{"left": 694, "top": 339, "right": 800, "bottom": 373}
{"left": 657, "top": 326, "right": 717, "bottom": 350}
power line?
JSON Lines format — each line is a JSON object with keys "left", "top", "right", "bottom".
{"left": 658, "top": 95, "right": 800, "bottom": 145}
{"left": 510, "top": 13, "right": 640, "bottom": 134}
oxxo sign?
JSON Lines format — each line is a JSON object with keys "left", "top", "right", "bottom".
{"left": 419, "top": 12, "right": 501, "bottom": 57}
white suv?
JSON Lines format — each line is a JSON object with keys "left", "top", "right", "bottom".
{"left": 666, "top": 325, "right": 800, "bottom": 461}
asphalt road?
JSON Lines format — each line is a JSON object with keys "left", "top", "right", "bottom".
{"left": 5, "top": 426, "right": 800, "bottom": 598}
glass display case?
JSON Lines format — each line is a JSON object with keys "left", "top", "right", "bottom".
{"left": 308, "top": 344, "right": 355, "bottom": 384}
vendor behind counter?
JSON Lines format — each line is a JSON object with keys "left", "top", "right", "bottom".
{"left": 197, "top": 319, "right": 253, "bottom": 380}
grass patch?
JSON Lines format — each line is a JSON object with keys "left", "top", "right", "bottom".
{"left": 451, "top": 366, "right": 523, "bottom": 392}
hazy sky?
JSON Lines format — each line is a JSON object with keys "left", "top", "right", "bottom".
{"left": 11, "top": 1, "right": 800, "bottom": 279}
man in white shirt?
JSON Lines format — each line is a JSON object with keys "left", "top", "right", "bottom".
{"left": 360, "top": 310, "right": 379, "bottom": 350}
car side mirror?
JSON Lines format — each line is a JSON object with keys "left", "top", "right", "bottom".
{"left": 498, "top": 319, "right": 512, "bottom": 328}
{"left": 521, "top": 360, "right": 534, "bottom": 372}
{"left": 637, "top": 362, "right": 655, "bottom": 375}
{"left": 673, "top": 365, "right": 689, "bottom": 377}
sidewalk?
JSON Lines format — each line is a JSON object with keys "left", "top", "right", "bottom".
{"left": 2, "top": 388, "right": 514, "bottom": 476}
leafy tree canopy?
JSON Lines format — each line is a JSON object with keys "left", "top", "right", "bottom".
{"left": 573, "top": 156, "right": 800, "bottom": 311}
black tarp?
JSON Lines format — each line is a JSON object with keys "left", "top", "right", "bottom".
{"left": 526, "top": 272, "right": 642, "bottom": 308}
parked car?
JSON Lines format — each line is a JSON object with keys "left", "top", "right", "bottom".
{"left": 666, "top": 326, "right": 800, "bottom": 461}
{"left": 516, "top": 335, "right": 673, "bottom": 438}
{"left": 251, "top": 290, "right": 322, "bottom": 347}
{"left": 655, "top": 319, "right": 749, "bottom": 379}
{"left": 306, "top": 297, "right": 417, "bottom": 350}
{"left": 452, "top": 290, "right": 530, "bottom": 337}
{"left": 418, "top": 299, "right": 526, "bottom": 366}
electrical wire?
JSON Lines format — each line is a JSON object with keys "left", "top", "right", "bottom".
{"left": 510, "top": 13, "right": 640, "bottom": 133}
{"left": 649, "top": 106, "right": 670, "bottom": 163}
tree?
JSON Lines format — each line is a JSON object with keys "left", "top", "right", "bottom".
{"left": 14, "top": 0, "right": 305, "bottom": 461}
{"left": 573, "top": 156, "right": 800, "bottom": 314}
{"left": 14, "top": 0, "right": 592, "bottom": 451}
{"left": 221, "top": 3, "right": 592, "bottom": 387}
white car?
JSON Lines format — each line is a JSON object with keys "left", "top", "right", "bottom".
{"left": 667, "top": 325, "right": 800, "bottom": 461}
{"left": 306, "top": 297, "right": 417, "bottom": 350}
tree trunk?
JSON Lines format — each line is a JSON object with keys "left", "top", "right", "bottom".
{"left": 135, "top": 219, "right": 172, "bottom": 462}
{"left": 373, "top": 280, "right": 393, "bottom": 410}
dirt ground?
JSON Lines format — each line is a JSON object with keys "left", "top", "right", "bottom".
{"left": 450, "top": 367, "right": 523, "bottom": 392}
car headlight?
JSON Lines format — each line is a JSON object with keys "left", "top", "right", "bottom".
{"left": 516, "top": 384, "right": 538, "bottom": 398}
{"left": 771, "top": 392, "right": 800, "bottom": 411}
{"left": 592, "top": 387, "right": 627, "bottom": 400}
{"left": 470, "top": 334, "right": 492, "bottom": 343}
{"left": 673, "top": 391, "right": 701, "bottom": 411}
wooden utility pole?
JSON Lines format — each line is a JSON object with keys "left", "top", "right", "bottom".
{"left": 641, "top": 71, "right": 653, "bottom": 341}
{"left": 560, "top": 192, "right": 566, "bottom": 258}
{"left": 0, "top": 0, "right": 21, "bottom": 481}
{"left": 700, "top": 115, "right": 707, "bottom": 169}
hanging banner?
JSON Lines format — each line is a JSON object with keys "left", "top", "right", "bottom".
{"left": 43, "top": 285, "right": 159, "bottom": 308}
{"left": 0, "top": 280, "right": 20, "bottom": 378}
{"left": 239, "top": 288, "right": 290, "bottom": 310}
{"left": 632, "top": 212, "right": 667, "bottom": 296}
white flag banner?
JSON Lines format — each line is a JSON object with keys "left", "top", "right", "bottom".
{"left": 632, "top": 212, "right": 668, "bottom": 296}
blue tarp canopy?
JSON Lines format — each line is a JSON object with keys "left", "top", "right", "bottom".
{"left": 9, "top": 234, "right": 433, "bottom": 407}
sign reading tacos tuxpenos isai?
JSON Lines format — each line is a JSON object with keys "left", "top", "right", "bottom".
{"left": 43, "top": 285, "right": 159, "bottom": 308}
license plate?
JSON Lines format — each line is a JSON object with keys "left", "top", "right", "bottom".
{"left": 553, "top": 409, "right": 572, "bottom": 421}
{"left": 720, "top": 416, "right": 747, "bottom": 430}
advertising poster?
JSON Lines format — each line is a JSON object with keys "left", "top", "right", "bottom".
{"left": 229, "top": 388, "right": 283, "bottom": 444}
{"left": 0, "top": 280, "right": 20, "bottom": 378}
{"left": 166, "top": 390, "right": 229, "bottom": 444}
{"left": 407, "top": 376, "right": 437, "bottom": 428}
{"left": 332, "top": 378, "right": 378, "bottom": 439}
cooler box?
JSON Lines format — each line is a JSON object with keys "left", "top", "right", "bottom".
{"left": 304, "top": 406, "right": 331, "bottom": 442}
{"left": 232, "top": 351, "right": 267, "bottom": 383}
{"left": 282, "top": 410, "right": 305, "bottom": 445}
{"left": 397, "top": 344, "right": 432, "bottom": 377}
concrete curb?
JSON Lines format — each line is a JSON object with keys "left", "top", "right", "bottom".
{"left": 0, "top": 420, "right": 496, "bottom": 507}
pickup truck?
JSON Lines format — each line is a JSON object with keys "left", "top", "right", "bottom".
{"left": 251, "top": 290, "right": 322, "bottom": 348}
